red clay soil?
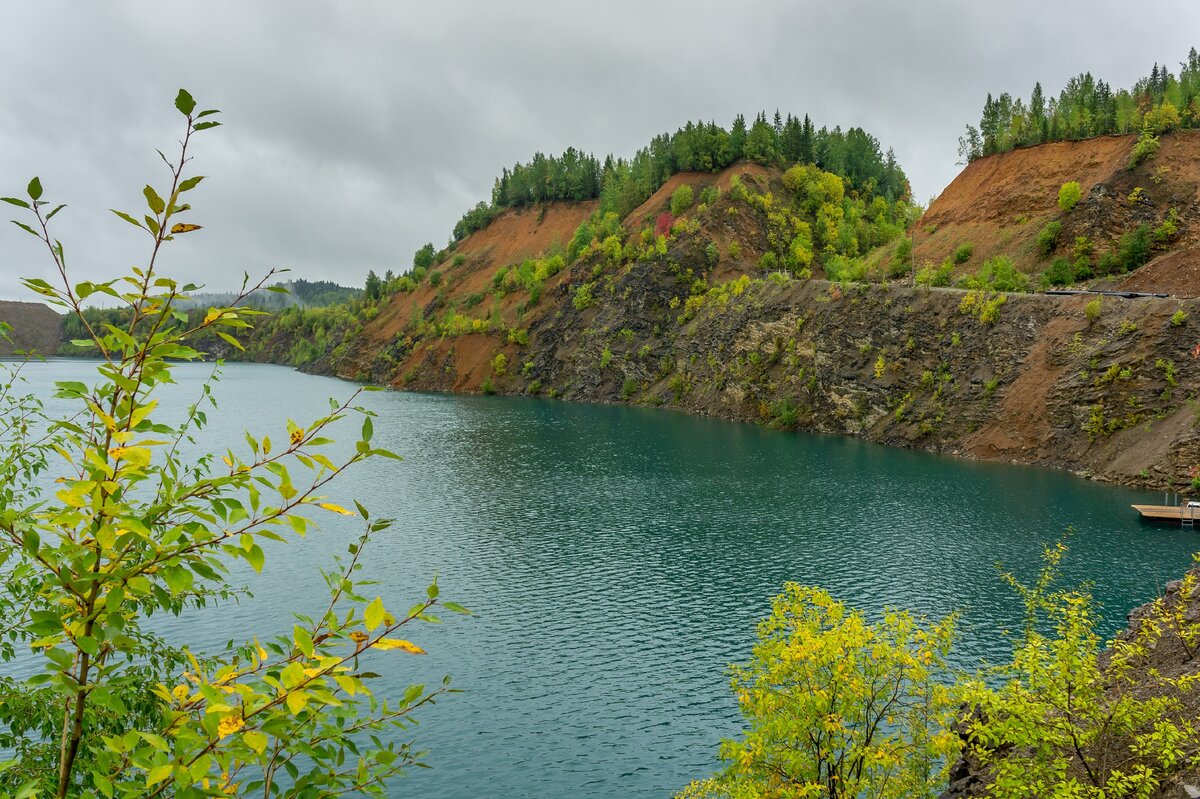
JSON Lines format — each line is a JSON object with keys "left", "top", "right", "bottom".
{"left": 918, "top": 130, "right": 1200, "bottom": 296}
{"left": 360, "top": 163, "right": 777, "bottom": 367}
{"left": 364, "top": 201, "right": 596, "bottom": 342}
{"left": 621, "top": 163, "right": 775, "bottom": 233}
{"left": 1118, "top": 246, "right": 1200, "bottom": 297}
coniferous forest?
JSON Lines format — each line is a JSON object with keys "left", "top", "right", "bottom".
{"left": 454, "top": 111, "right": 909, "bottom": 240}
{"left": 959, "top": 47, "right": 1200, "bottom": 161}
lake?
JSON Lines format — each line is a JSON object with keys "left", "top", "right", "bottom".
{"left": 12, "top": 360, "right": 1200, "bottom": 798}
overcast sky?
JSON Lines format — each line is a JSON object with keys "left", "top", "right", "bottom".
{"left": 2, "top": 1, "right": 1198, "bottom": 301}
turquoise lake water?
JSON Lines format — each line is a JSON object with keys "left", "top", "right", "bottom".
{"left": 14, "top": 360, "right": 1200, "bottom": 798}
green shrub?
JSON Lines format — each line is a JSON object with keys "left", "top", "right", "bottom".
{"left": 915, "top": 260, "right": 954, "bottom": 287}
{"left": 491, "top": 352, "right": 508, "bottom": 376}
{"left": 572, "top": 281, "right": 596, "bottom": 310}
{"left": 1095, "top": 249, "right": 1122, "bottom": 276}
{"left": 621, "top": 378, "right": 638, "bottom": 400}
{"left": 1085, "top": 298, "right": 1102, "bottom": 323}
{"left": 414, "top": 241, "right": 437, "bottom": 269}
{"left": 1153, "top": 208, "right": 1180, "bottom": 245}
{"left": 429, "top": 270, "right": 443, "bottom": 286}
{"left": 671, "top": 184, "right": 694, "bottom": 216}
{"left": 599, "top": 347, "right": 613, "bottom": 369}
{"left": 1036, "top": 221, "right": 1062, "bottom": 257}
{"left": 452, "top": 253, "right": 467, "bottom": 267}
{"left": 957, "top": 256, "right": 1029, "bottom": 293}
{"left": 1170, "top": 309, "right": 1188, "bottom": 327}
{"left": 728, "top": 241, "right": 741, "bottom": 260}
{"left": 953, "top": 242, "right": 974, "bottom": 264}
{"left": 1058, "top": 181, "right": 1082, "bottom": 212}
{"left": 699, "top": 185, "right": 719, "bottom": 206}
{"left": 1128, "top": 129, "right": 1160, "bottom": 169}
{"left": 705, "top": 241, "right": 720, "bottom": 266}
{"left": 1040, "top": 257, "right": 1074, "bottom": 287}
{"left": 758, "top": 251, "right": 778, "bottom": 271}
{"left": 890, "top": 236, "right": 913, "bottom": 278}
{"left": 825, "top": 255, "right": 867, "bottom": 283}
{"left": 1117, "top": 224, "right": 1152, "bottom": 272}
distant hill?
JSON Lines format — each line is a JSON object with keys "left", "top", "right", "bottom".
{"left": 0, "top": 300, "right": 61, "bottom": 357}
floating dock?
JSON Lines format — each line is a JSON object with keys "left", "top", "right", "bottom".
{"left": 1132, "top": 504, "right": 1199, "bottom": 527}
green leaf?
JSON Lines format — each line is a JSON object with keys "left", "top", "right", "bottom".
{"left": 196, "top": 108, "right": 221, "bottom": 118}
{"left": 1, "top": 197, "right": 30, "bottom": 208}
{"left": 175, "top": 88, "right": 196, "bottom": 116}
{"left": 45, "top": 203, "right": 66, "bottom": 220}
{"left": 193, "top": 121, "right": 221, "bottom": 131}
{"left": 364, "top": 597, "right": 385, "bottom": 632}
{"left": 427, "top": 580, "right": 439, "bottom": 600}
{"left": 245, "top": 543, "right": 265, "bottom": 573}
{"left": 27, "top": 177, "right": 42, "bottom": 201}
{"left": 442, "top": 602, "right": 473, "bottom": 615}
{"left": 177, "top": 175, "right": 205, "bottom": 193}
{"left": 146, "top": 764, "right": 173, "bottom": 787}
{"left": 293, "top": 625, "right": 314, "bottom": 657}
{"left": 216, "top": 330, "right": 245, "bottom": 351}
{"left": 362, "top": 416, "right": 373, "bottom": 442}
{"left": 144, "top": 185, "right": 165, "bottom": 215}
{"left": 162, "top": 566, "right": 194, "bottom": 594}
{"left": 10, "top": 220, "right": 38, "bottom": 237}
{"left": 110, "top": 209, "right": 145, "bottom": 230}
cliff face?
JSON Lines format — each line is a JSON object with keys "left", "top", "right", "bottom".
{"left": 367, "top": 265, "right": 1199, "bottom": 491}
{"left": 311, "top": 142, "right": 1200, "bottom": 491}
{"left": 0, "top": 300, "right": 62, "bottom": 357}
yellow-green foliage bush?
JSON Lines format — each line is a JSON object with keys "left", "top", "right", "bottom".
{"left": 1059, "top": 181, "right": 1083, "bottom": 211}
{"left": 677, "top": 585, "right": 959, "bottom": 799}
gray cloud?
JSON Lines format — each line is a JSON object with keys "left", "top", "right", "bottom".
{"left": 2, "top": 0, "right": 1198, "bottom": 299}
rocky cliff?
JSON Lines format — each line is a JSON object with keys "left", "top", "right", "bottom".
{"left": 309, "top": 140, "right": 1200, "bottom": 492}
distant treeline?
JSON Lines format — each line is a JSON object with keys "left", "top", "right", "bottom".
{"left": 454, "top": 111, "right": 909, "bottom": 240}
{"left": 171, "top": 279, "right": 360, "bottom": 311}
{"left": 60, "top": 278, "right": 360, "bottom": 353}
{"left": 960, "top": 47, "right": 1200, "bottom": 161}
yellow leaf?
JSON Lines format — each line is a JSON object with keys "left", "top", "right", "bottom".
{"left": 348, "top": 631, "right": 369, "bottom": 645}
{"left": 204, "top": 310, "right": 220, "bottom": 324}
{"left": 242, "top": 729, "right": 268, "bottom": 754}
{"left": 170, "top": 223, "right": 202, "bottom": 234}
{"left": 172, "top": 684, "right": 189, "bottom": 702}
{"left": 374, "top": 638, "right": 426, "bottom": 655}
{"left": 290, "top": 427, "right": 304, "bottom": 446}
{"left": 285, "top": 690, "right": 309, "bottom": 715}
{"left": 318, "top": 502, "right": 355, "bottom": 516}
{"left": 217, "top": 712, "right": 244, "bottom": 738}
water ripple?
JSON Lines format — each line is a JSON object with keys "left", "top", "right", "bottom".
{"left": 15, "top": 362, "right": 1199, "bottom": 799}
